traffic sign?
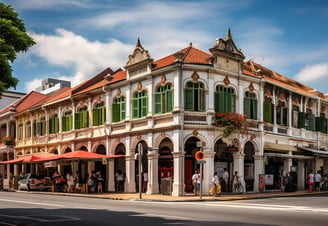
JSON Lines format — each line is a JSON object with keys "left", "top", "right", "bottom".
{"left": 195, "top": 151, "right": 205, "bottom": 161}
{"left": 197, "top": 160, "right": 206, "bottom": 164}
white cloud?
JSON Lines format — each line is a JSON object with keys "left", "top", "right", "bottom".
{"left": 25, "top": 28, "right": 133, "bottom": 91}
{"left": 295, "top": 63, "right": 328, "bottom": 82}
{"left": 6, "top": 0, "right": 96, "bottom": 9}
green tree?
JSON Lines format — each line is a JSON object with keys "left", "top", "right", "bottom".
{"left": 0, "top": 3, "right": 35, "bottom": 96}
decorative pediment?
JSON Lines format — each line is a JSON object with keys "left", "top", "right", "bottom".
{"left": 248, "top": 83, "right": 254, "bottom": 92}
{"left": 223, "top": 76, "right": 230, "bottom": 86}
{"left": 191, "top": 71, "right": 199, "bottom": 81}
{"left": 125, "top": 38, "right": 153, "bottom": 67}
{"left": 209, "top": 28, "right": 245, "bottom": 60}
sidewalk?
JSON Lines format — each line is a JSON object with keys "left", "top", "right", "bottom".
{"left": 17, "top": 190, "right": 328, "bottom": 202}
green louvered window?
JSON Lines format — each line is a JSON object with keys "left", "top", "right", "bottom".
{"left": 305, "top": 112, "right": 315, "bottom": 131}
{"left": 214, "top": 85, "right": 235, "bottom": 113}
{"left": 62, "top": 110, "right": 72, "bottom": 132}
{"left": 263, "top": 98, "right": 273, "bottom": 123}
{"left": 112, "top": 96, "right": 126, "bottom": 122}
{"left": 185, "top": 81, "right": 205, "bottom": 111}
{"left": 18, "top": 124, "right": 23, "bottom": 140}
{"left": 33, "top": 120, "right": 37, "bottom": 136}
{"left": 75, "top": 106, "right": 89, "bottom": 129}
{"left": 132, "top": 91, "right": 148, "bottom": 119}
{"left": 244, "top": 91, "right": 257, "bottom": 120}
{"left": 49, "top": 114, "right": 59, "bottom": 134}
{"left": 92, "top": 102, "right": 106, "bottom": 126}
{"left": 298, "top": 112, "right": 305, "bottom": 129}
{"left": 154, "top": 83, "right": 173, "bottom": 114}
{"left": 315, "top": 115, "right": 325, "bottom": 133}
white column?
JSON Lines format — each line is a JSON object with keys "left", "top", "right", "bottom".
{"left": 125, "top": 155, "right": 135, "bottom": 192}
{"left": 283, "top": 156, "right": 293, "bottom": 175}
{"left": 146, "top": 152, "right": 159, "bottom": 194}
{"left": 203, "top": 150, "right": 215, "bottom": 195}
{"left": 107, "top": 159, "right": 115, "bottom": 192}
{"left": 253, "top": 154, "right": 264, "bottom": 192}
{"left": 171, "top": 151, "right": 184, "bottom": 196}
{"left": 297, "top": 159, "right": 305, "bottom": 190}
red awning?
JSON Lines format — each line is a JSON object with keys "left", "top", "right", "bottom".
{"left": 34, "top": 150, "right": 125, "bottom": 162}
{"left": 0, "top": 155, "right": 43, "bottom": 164}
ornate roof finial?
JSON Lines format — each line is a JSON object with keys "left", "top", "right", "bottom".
{"left": 226, "top": 28, "right": 232, "bottom": 40}
{"left": 189, "top": 42, "right": 192, "bottom": 47}
{"left": 136, "top": 37, "right": 142, "bottom": 48}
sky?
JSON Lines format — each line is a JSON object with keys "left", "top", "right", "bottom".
{"left": 3, "top": 0, "right": 328, "bottom": 94}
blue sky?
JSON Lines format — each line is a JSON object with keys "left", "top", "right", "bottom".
{"left": 3, "top": 0, "right": 328, "bottom": 94}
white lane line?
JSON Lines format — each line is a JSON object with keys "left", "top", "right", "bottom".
{"left": 186, "top": 202, "right": 328, "bottom": 213}
{"left": 0, "top": 198, "right": 64, "bottom": 207}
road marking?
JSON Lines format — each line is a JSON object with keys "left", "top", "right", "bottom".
{"left": 0, "top": 214, "right": 80, "bottom": 223}
{"left": 185, "top": 202, "right": 328, "bottom": 213}
{"left": 0, "top": 198, "right": 64, "bottom": 207}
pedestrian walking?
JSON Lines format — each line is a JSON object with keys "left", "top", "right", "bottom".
{"left": 192, "top": 169, "right": 200, "bottom": 195}
{"left": 210, "top": 172, "right": 219, "bottom": 196}
{"left": 314, "top": 171, "right": 322, "bottom": 192}
{"left": 307, "top": 170, "right": 315, "bottom": 192}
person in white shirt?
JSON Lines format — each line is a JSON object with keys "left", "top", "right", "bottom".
{"left": 211, "top": 172, "right": 219, "bottom": 196}
{"left": 192, "top": 169, "right": 200, "bottom": 195}
{"left": 307, "top": 170, "right": 315, "bottom": 192}
{"left": 314, "top": 171, "right": 322, "bottom": 192}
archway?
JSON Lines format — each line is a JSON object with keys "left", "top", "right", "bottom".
{"left": 184, "top": 137, "right": 200, "bottom": 192}
{"left": 114, "top": 143, "right": 126, "bottom": 192}
{"left": 244, "top": 141, "right": 255, "bottom": 191}
{"left": 135, "top": 141, "right": 148, "bottom": 192}
{"left": 158, "top": 138, "right": 174, "bottom": 192}
{"left": 214, "top": 138, "right": 233, "bottom": 192}
{"left": 95, "top": 144, "right": 107, "bottom": 190}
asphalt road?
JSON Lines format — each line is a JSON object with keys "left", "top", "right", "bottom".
{"left": 0, "top": 192, "right": 327, "bottom": 226}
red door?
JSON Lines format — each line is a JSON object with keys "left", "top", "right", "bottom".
{"left": 184, "top": 159, "right": 193, "bottom": 192}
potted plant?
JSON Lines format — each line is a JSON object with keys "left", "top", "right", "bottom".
{"left": 213, "top": 112, "right": 249, "bottom": 138}
{"left": 3, "top": 136, "right": 14, "bottom": 145}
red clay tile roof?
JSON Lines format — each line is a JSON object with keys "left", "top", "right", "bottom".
{"left": 15, "top": 91, "right": 48, "bottom": 114}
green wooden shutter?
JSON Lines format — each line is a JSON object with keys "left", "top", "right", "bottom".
{"left": 263, "top": 101, "right": 272, "bottom": 123}
{"left": 112, "top": 103, "right": 119, "bottom": 122}
{"left": 82, "top": 110, "right": 88, "bottom": 128}
{"left": 49, "top": 118, "right": 53, "bottom": 134}
{"left": 244, "top": 97, "right": 250, "bottom": 119}
{"left": 142, "top": 96, "right": 148, "bottom": 117}
{"left": 307, "top": 114, "right": 315, "bottom": 131}
{"left": 185, "top": 88, "right": 194, "bottom": 111}
{"left": 154, "top": 92, "right": 162, "bottom": 114}
{"left": 166, "top": 89, "right": 173, "bottom": 112}
{"left": 68, "top": 115, "right": 72, "bottom": 130}
{"left": 121, "top": 101, "right": 126, "bottom": 121}
{"left": 315, "top": 117, "right": 324, "bottom": 132}
{"left": 75, "top": 113, "right": 80, "bottom": 129}
{"left": 218, "top": 91, "right": 225, "bottom": 113}
{"left": 93, "top": 109, "right": 98, "bottom": 126}
{"left": 253, "top": 99, "right": 258, "bottom": 120}
{"left": 226, "top": 93, "right": 232, "bottom": 113}
{"left": 214, "top": 92, "right": 220, "bottom": 112}
{"left": 132, "top": 98, "right": 138, "bottom": 118}
{"left": 298, "top": 112, "right": 305, "bottom": 128}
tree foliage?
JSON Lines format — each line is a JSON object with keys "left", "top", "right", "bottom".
{"left": 0, "top": 3, "right": 35, "bottom": 96}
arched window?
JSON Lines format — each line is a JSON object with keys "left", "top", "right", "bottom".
{"left": 244, "top": 91, "right": 257, "bottom": 120}
{"left": 215, "top": 85, "right": 235, "bottom": 113}
{"left": 75, "top": 106, "right": 89, "bottom": 129}
{"left": 62, "top": 110, "right": 72, "bottom": 132}
{"left": 92, "top": 102, "right": 106, "bottom": 126}
{"left": 132, "top": 90, "right": 148, "bottom": 119}
{"left": 36, "top": 117, "right": 46, "bottom": 135}
{"left": 154, "top": 83, "right": 173, "bottom": 114}
{"left": 112, "top": 96, "right": 126, "bottom": 122}
{"left": 185, "top": 81, "right": 205, "bottom": 111}
{"left": 49, "top": 114, "right": 59, "bottom": 134}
